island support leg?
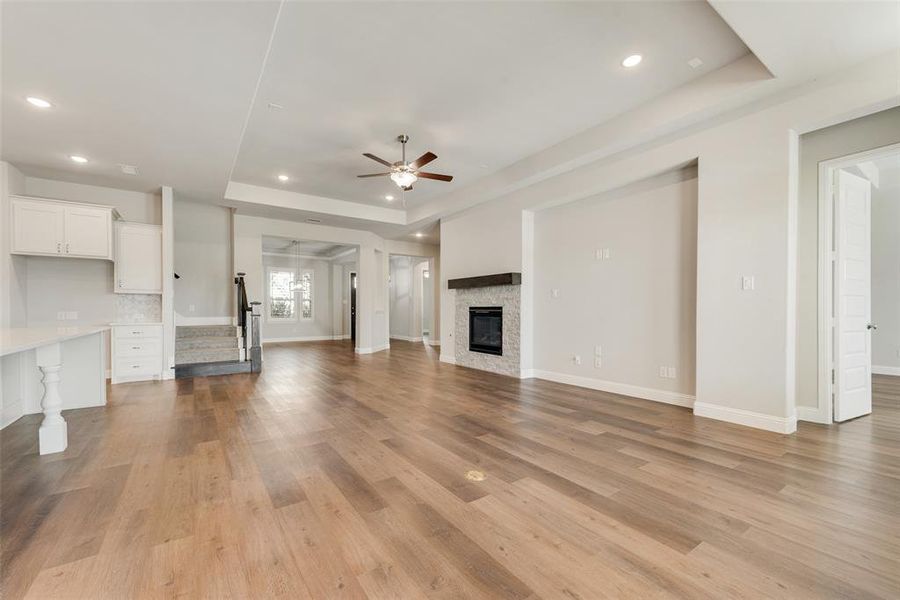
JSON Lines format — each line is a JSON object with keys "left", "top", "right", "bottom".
{"left": 36, "top": 342, "right": 67, "bottom": 455}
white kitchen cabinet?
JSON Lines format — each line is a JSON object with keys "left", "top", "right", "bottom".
{"left": 10, "top": 195, "right": 117, "bottom": 259}
{"left": 111, "top": 324, "right": 163, "bottom": 383}
{"left": 115, "top": 222, "right": 162, "bottom": 293}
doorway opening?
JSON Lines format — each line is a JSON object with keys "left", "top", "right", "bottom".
{"left": 388, "top": 254, "right": 435, "bottom": 345}
{"left": 818, "top": 142, "right": 900, "bottom": 423}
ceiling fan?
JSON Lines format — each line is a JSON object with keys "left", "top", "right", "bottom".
{"left": 357, "top": 134, "right": 453, "bottom": 191}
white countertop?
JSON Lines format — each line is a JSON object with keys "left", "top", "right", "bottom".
{"left": 109, "top": 322, "right": 163, "bottom": 326}
{"left": 0, "top": 325, "right": 110, "bottom": 357}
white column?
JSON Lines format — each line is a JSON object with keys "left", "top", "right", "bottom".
{"left": 36, "top": 342, "right": 67, "bottom": 454}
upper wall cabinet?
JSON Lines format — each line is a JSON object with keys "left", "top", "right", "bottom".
{"left": 115, "top": 222, "right": 162, "bottom": 294}
{"left": 10, "top": 195, "right": 118, "bottom": 260}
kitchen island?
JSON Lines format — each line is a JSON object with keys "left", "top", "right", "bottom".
{"left": 0, "top": 325, "right": 109, "bottom": 454}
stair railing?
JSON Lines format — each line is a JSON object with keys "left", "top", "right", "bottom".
{"left": 235, "top": 272, "right": 262, "bottom": 373}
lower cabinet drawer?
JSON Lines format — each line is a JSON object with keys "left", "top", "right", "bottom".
{"left": 115, "top": 357, "right": 161, "bottom": 377}
{"left": 115, "top": 325, "right": 162, "bottom": 340}
{"left": 117, "top": 339, "right": 160, "bottom": 358}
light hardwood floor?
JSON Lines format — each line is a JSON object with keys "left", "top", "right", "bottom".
{"left": 2, "top": 340, "right": 899, "bottom": 599}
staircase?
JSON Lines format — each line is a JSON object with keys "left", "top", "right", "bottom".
{"left": 174, "top": 324, "right": 251, "bottom": 377}
{"left": 174, "top": 273, "right": 262, "bottom": 378}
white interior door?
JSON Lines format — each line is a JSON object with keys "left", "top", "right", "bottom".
{"left": 834, "top": 169, "right": 872, "bottom": 422}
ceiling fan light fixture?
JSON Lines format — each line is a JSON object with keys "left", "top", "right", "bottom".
{"left": 390, "top": 170, "right": 417, "bottom": 188}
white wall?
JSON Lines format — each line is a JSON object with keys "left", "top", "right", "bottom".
{"left": 174, "top": 199, "right": 232, "bottom": 322}
{"left": 872, "top": 176, "right": 900, "bottom": 372}
{"left": 797, "top": 107, "right": 900, "bottom": 407}
{"left": 0, "top": 162, "right": 27, "bottom": 328}
{"left": 25, "top": 177, "right": 161, "bottom": 224}
{"left": 260, "top": 253, "right": 334, "bottom": 341}
{"left": 533, "top": 168, "right": 697, "bottom": 398}
{"left": 439, "top": 51, "right": 900, "bottom": 433}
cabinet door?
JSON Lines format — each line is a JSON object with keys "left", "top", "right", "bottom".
{"left": 64, "top": 205, "right": 111, "bottom": 258}
{"left": 116, "top": 224, "right": 162, "bottom": 293}
{"left": 11, "top": 199, "right": 64, "bottom": 255}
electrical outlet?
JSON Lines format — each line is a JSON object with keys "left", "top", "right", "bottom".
{"left": 189, "top": 304, "right": 196, "bottom": 312}
{"left": 594, "top": 249, "right": 602, "bottom": 261}
{"left": 551, "top": 288, "right": 560, "bottom": 298}
{"left": 56, "top": 311, "right": 66, "bottom": 321}
{"left": 667, "top": 367, "right": 677, "bottom": 379}
{"left": 603, "top": 248, "right": 611, "bottom": 260}
{"left": 659, "top": 366, "right": 667, "bottom": 378}
{"left": 741, "top": 275, "right": 755, "bottom": 291}
{"left": 594, "top": 357, "right": 602, "bottom": 368}
{"left": 573, "top": 355, "right": 582, "bottom": 366}
{"left": 594, "top": 345, "right": 602, "bottom": 356}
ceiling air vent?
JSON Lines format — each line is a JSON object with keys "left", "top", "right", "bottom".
{"left": 118, "top": 164, "right": 139, "bottom": 175}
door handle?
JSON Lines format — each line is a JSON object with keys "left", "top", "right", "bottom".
{"left": 867, "top": 323, "right": 877, "bottom": 330}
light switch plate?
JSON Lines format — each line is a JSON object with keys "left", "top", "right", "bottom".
{"left": 66, "top": 311, "right": 78, "bottom": 320}
{"left": 741, "top": 275, "right": 755, "bottom": 291}
{"left": 594, "top": 357, "right": 602, "bottom": 368}
{"left": 573, "top": 355, "right": 582, "bottom": 365}
{"left": 594, "top": 345, "right": 602, "bottom": 356}
{"left": 57, "top": 311, "right": 66, "bottom": 321}
{"left": 551, "top": 289, "right": 560, "bottom": 298}
{"left": 667, "top": 367, "right": 677, "bottom": 379}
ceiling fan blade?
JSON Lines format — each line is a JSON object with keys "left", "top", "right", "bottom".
{"left": 409, "top": 151, "right": 437, "bottom": 169}
{"left": 356, "top": 173, "right": 391, "bottom": 178}
{"left": 416, "top": 172, "right": 453, "bottom": 182}
{"left": 363, "top": 153, "right": 393, "bottom": 167}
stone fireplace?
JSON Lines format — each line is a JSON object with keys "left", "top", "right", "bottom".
{"left": 450, "top": 273, "right": 522, "bottom": 377}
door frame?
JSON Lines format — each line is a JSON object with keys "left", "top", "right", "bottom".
{"left": 814, "top": 142, "right": 900, "bottom": 424}
{"left": 349, "top": 270, "right": 357, "bottom": 345}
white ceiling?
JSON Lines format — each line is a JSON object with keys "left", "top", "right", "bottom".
{"left": 232, "top": 0, "right": 749, "bottom": 208}
{"left": 2, "top": 1, "right": 898, "bottom": 239}
{"left": 1, "top": 1, "right": 279, "bottom": 200}
{"left": 262, "top": 237, "right": 355, "bottom": 258}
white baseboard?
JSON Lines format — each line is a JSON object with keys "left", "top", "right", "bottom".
{"left": 439, "top": 354, "right": 456, "bottom": 365}
{"left": 263, "top": 335, "right": 338, "bottom": 344}
{"left": 873, "top": 365, "right": 900, "bottom": 376}
{"left": 531, "top": 370, "right": 695, "bottom": 408}
{"left": 693, "top": 401, "right": 797, "bottom": 434}
{"left": 355, "top": 343, "right": 390, "bottom": 355}
{"left": 390, "top": 335, "right": 424, "bottom": 342}
{"left": 176, "top": 315, "right": 233, "bottom": 326}
{"left": 520, "top": 369, "right": 536, "bottom": 379}
{"left": 427, "top": 339, "right": 441, "bottom": 347}
{"left": 797, "top": 405, "right": 830, "bottom": 424}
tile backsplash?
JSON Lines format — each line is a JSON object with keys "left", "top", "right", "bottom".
{"left": 116, "top": 294, "right": 161, "bottom": 323}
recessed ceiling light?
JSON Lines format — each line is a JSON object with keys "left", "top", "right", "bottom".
{"left": 415, "top": 232, "right": 424, "bottom": 238}
{"left": 267, "top": 102, "right": 284, "bottom": 110}
{"left": 277, "top": 174, "right": 289, "bottom": 182}
{"left": 26, "top": 96, "right": 52, "bottom": 108}
{"left": 621, "top": 54, "right": 643, "bottom": 68}
{"left": 119, "top": 164, "right": 138, "bottom": 175}
{"left": 384, "top": 194, "right": 395, "bottom": 201}
{"left": 69, "top": 155, "right": 88, "bottom": 164}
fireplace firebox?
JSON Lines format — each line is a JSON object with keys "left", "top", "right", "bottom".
{"left": 469, "top": 307, "right": 502, "bottom": 356}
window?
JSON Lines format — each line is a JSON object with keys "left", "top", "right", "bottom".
{"left": 299, "top": 270, "right": 313, "bottom": 320}
{"left": 267, "top": 268, "right": 296, "bottom": 321}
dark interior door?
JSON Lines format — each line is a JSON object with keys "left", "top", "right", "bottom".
{"left": 350, "top": 272, "right": 357, "bottom": 343}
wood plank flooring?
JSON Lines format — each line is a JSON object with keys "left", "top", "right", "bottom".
{"left": 2, "top": 340, "right": 899, "bottom": 599}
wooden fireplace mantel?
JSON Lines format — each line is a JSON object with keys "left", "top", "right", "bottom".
{"left": 447, "top": 272, "right": 522, "bottom": 289}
